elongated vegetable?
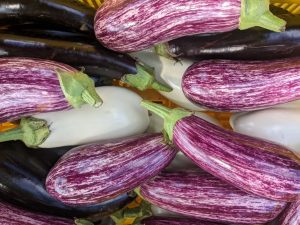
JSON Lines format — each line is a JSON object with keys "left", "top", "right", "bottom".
{"left": 141, "top": 101, "right": 300, "bottom": 202}
{"left": 142, "top": 217, "right": 230, "bottom": 225}
{"left": 140, "top": 171, "right": 286, "bottom": 224}
{"left": 94, "top": 0, "right": 286, "bottom": 52}
{"left": 0, "top": 34, "right": 170, "bottom": 92}
{"left": 46, "top": 133, "right": 177, "bottom": 205}
{"left": 182, "top": 58, "right": 300, "bottom": 111}
{"left": 276, "top": 201, "right": 300, "bottom": 225}
{"left": 0, "top": 0, "right": 95, "bottom": 33}
{"left": 0, "top": 86, "right": 149, "bottom": 148}
{"left": 0, "top": 57, "right": 101, "bottom": 125}
{"left": 230, "top": 108, "right": 300, "bottom": 157}
{"left": 0, "top": 141, "right": 135, "bottom": 219}
{"left": 0, "top": 200, "right": 73, "bottom": 225}
{"left": 157, "top": 9, "right": 300, "bottom": 60}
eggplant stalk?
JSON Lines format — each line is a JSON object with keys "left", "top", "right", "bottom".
{"left": 0, "top": 118, "right": 50, "bottom": 147}
{"left": 240, "top": 0, "right": 286, "bottom": 32}
{"left": 57, "top": 70, "right": 102, "bottom": 107}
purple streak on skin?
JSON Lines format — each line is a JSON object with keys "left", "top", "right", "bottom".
{"left": 0, "top": 200, "right": 73, "bottom": 225}
{"left": 94, "top": 0, "right": 241, "bottom": 52}
{"left": 0, "top": 57, "right": 75, "bottom": 123}
{"left": 182, "top": 58, "right": 300, "bottom": 112}
{"left": 142, "top": 216, "right": 231, "bottom": 225}
{"left": 275, "top": 201, "right": 300, "bottom": 225}
{"left": 46, "top": 133, "right": 176, "bottom": 206}
{"left": 141, "top": 171, "right": 286, "bottom": 224}
{"left": 172, "top": 115, "right": 300, "bottom": 202}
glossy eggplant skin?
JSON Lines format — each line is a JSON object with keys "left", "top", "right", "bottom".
{"left": 166, "top": 13, "right": 300, "bottom": 60}
{"left": 0, "top": 33, "right": 137, "bottom": 79}
{"left": 0, "top": 0, "right": 95, "bottom": 34}
{"left": 142, "top": 217, "right": 231, "bottom": 225}
{"left": 0, "top": 141, "right": 135, "bottom": 219}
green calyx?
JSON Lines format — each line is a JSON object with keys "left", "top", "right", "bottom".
{"left": 121, "top": 63, "right": 172, "bottom": 92}
{"left": 0, "top": 117, "right": 50, "bottom": 148}
{"left": 239, "top": 0, "right": 286, "bottom": 32}
{"left": 57, "top": 70, "right": 102, "bottom": 108}
{"left": 74, "top": 219, "right": 94, "bottom": 225}
{"left": 154, "top": 43, "right": 175, "bottom": 60}
{"left": 140, "top": 101, "right": 192, "bottom": 143}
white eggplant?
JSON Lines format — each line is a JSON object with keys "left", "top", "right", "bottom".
{"left": 130, "top": 50, "right": 205, "bottom": 111}
{"left": 230, "top": 108, "right": 300, "bottom": 157}
{"left": 0, "top": 86, "right": 149, "bottom": 148}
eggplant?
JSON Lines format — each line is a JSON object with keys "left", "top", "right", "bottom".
{"left": 94, "top": 0, "right": 285, "bottom": 52}
{"left": 0, "top": 141, "right": 135, "bottom": 219}
{"left": 0, "top": 86, "right": 150, "bottom": 148}
{"left": 0, "top": 34, "right": 171, "bottom": 92}
{"left": 158, "top": 11, "right": 300, "bottom": 60}
{"left": 140, "top": 171, "right": 286, "bottom": 224}
{"left": 276, "top": 201, "right": 300, "bottom": 225}
{"left": 141, "top": 101, "right": 300, "bottom": 202}
{"left": 0, "top": 0, "right": 95, "bottom": 34}
{"left": 230, "top": 107, "right": 300, "bottom": 158}
{"left": 0, "top": 200, "right": 73, "bottom": 225}
{"left": 182, "top": 58, "right": 300, "bottom": 112}
{"left": 142, "top": 217, "right": 230, "bottom": 225}
{"left": 0, "top": 57, "right": 101, "bottom": 125}
{"left": 46, "top": 133, "right": 177, "bottom": 205}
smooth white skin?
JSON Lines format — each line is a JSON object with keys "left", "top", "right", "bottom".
{"left": 146, "top": 112, "right": 221, "bottom": 170}
{"left": 130, "top": 49, "right": 206, "bottom": 111}
{"left": 230, "top": 108, "right": 300, "bottom": 157}
{"left": 35, "top": 86, "right": 150, "bottom": 148}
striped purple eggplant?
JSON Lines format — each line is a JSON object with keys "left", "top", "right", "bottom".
{"left": 0, "top": 200, "right": 73, "bottom": 225}
{"left": 271, "top": 201, "right": 300, "bottom": 225}
{"left": 0, "top": 57, "right": 101, "bottom": 123}
{"left": 140, "top": 171, "right": 286, "bottom": 224}
{"left": 94, "top": 0, "right": 285, "bottom": 52}
{"left": 141, "top": 101, "right": 300, "bottom": 202}
{"left": 142, "top": 216, "right": 229, "bottom": 225}
{"left": 46, "top": 133, "right": 177, "bottom": 205}
{"left": 182, "top": 58, "right": 300, "bottom": 111}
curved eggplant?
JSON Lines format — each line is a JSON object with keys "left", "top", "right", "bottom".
{"left": 0, "top": 141, "right": 135, "bottom": 219}
{"left": 160, "top": 12, "right": 300, "bottom": 60}
{"left": 0, "top": 33, "right": 170, "bottom": 92}
{"left": 0, "top": 0, "right": 95, "bottom": 33}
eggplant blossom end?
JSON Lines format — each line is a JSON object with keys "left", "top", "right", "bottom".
{"left": 140, "top": 101, "right": 192, "bottom": 143}
{"left": 122, "top": 63, "right": 172, "bottom": 92}
{"left": 56, "top": 70, "right": 103, "bottom": 108}
{"left": 239, "top": 0, "right": 286, "bottom": 32}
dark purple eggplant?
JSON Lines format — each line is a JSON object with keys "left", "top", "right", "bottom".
{"left": 182, "top": 58, "right": 300, "bottom": 111}
{"left": 0, "top": 200, "right": 73, "bottom": 225}
{"left": 0, "top": 0, "right": 95, "bottom": 34}
{"left": 94, "top": 0, "right": 286, "bottom": 52}
{"left": 140, "top": 171, "right": 286, "bottom": 224}
{"left": 46, "top": 133, "right": 177, "bottom": 206}
{"left": 0, "top": 141, "right": 135, "bottom": 219}
{"left": 158, "top": 10, "right": 300, "bottom": 60}
{"left": 0, "top": 57, "right": 101, "bottom": 125}
{"left": 142, "top": 217, "right": 234, "bottom": 225}
{"left": 141, "top": 101, "right": 300, "bottom": 202}
{"left": 0, "top": 34, "right": 171, "bottom": 92}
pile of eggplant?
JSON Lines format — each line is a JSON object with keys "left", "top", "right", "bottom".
{"left": 0, "top": 0, "right": 300, "bottom": 225}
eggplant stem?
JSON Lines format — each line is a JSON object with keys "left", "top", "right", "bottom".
{"left": 239, "top": 0, "right": 286, "bottom": 32}
{"left": 154, "top": 43, "right": 175, "bottom": 60}
{"left": 56, "top": 70, "right": 102, "bottom": 108}
{"left": 0, "top": 117, "right": 50, "bottom": 148}
{"left": 140, "top": 101, "right": 192, "bottom": 142}
{"left": 122, "top": 63, "right": 172, "bottom": 92}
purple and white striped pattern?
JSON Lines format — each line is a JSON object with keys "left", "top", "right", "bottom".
{"left": 0, "top": 57, "right": 76, "bottom": 123}
{"left": 46, "top": 133, "right": 176, "bottom": 205}
{"left": 182, "top": 58, "right": 300, "bottom": 111}
{"left": 0, "top": 200, "right": 73, "bottom": 225}
{"left": 142, "top": 216, "right": 229, "bottom": 225}
{"left": 94, "top": 0, "right": 241, "bottom": 52}
{"left": 276, "top": 201, "right": 300, "bottom": 225}
{"left": 172, "top": 115, "right": 300, "bottom": 202}
{"left": 141, "top": 171, "right": 286, "bottom": 224}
